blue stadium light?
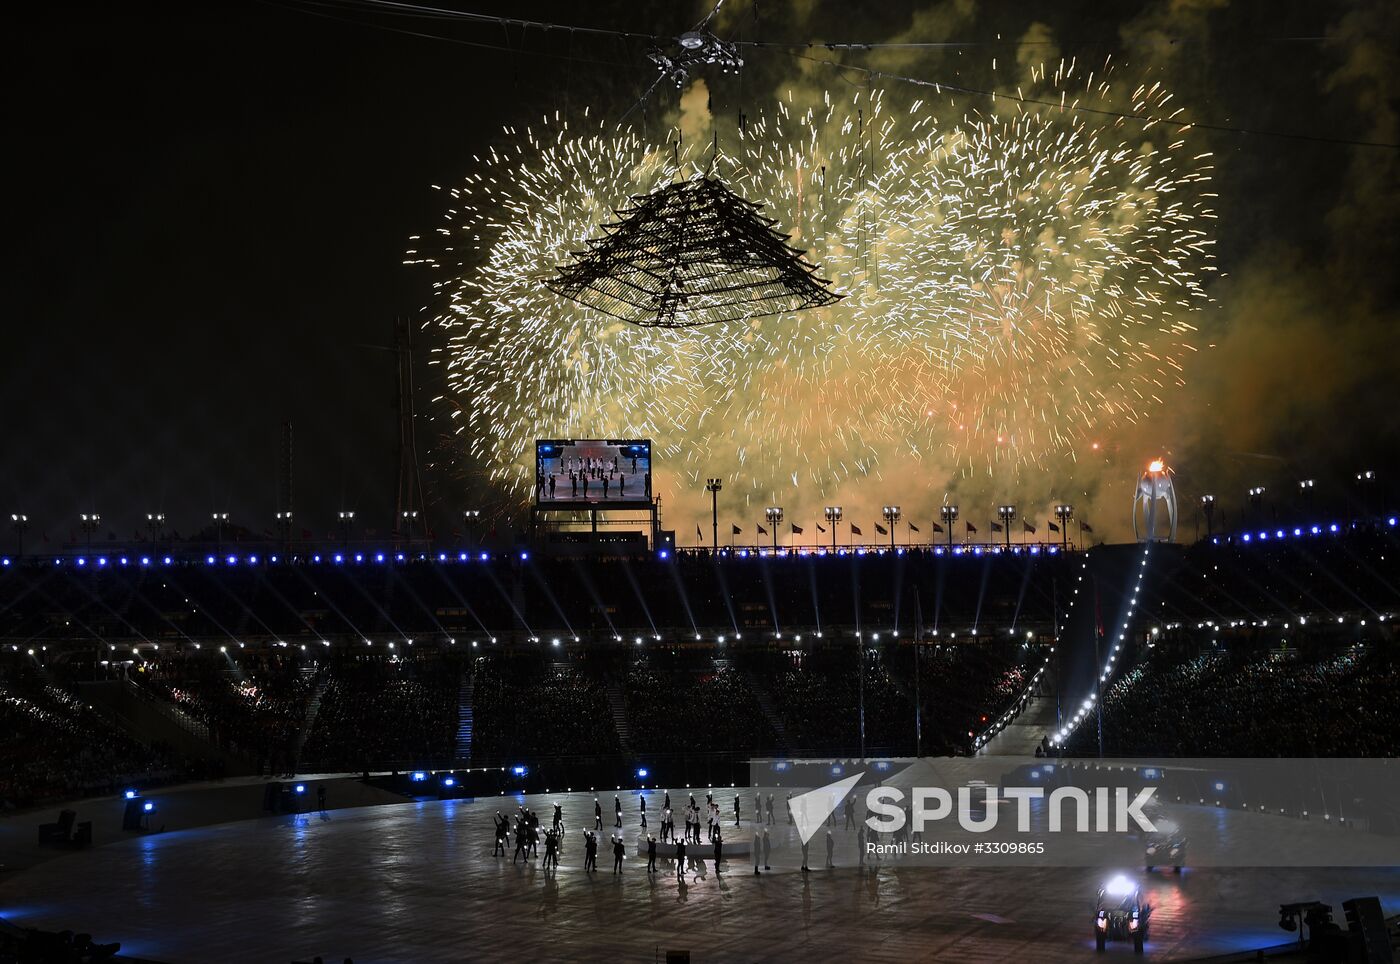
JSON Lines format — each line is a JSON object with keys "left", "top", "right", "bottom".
{"left": 226, "top": 555, "right": 237, "bottom": 565}
{"left": 636, "top": 768, "right": 649, "bottom": 779}
{"left": 1275, "top": 529, "right": 1284, "bottom": 539}
{"left": 1258, "top": 531, "right": 1267, "bottom": 540}
{"left": 77, "top": 557, "right": 87, "bottom": 567}
{"left": 375, "top": 553, "right": 385, "bottom": 563}
{"left": 1310, "top": 525, "right": 1320, "bottom": 534}
{"left": 874, "top": 761, "right": 890, "bottom": 772}
{"left": 411, "top": 771, "right": 428, "bottom": 782}
{"left": 97, "top": 557, "right": 107, "bottom": 566}
{"left": 313, "top": 554, "right": 322, "bottom": 563}
{"left": 140, "top": 557, "right": 151, "bottom": 567}
{"left": 438, "top": 553, "right": 447, "bottom": 561}
{"left": 1293, "top": 528, "right": 1302, "bottom": 536}
{"left": 459, "top": 552, "right": 469, "bottom": 561}
{"left": 1, "top": 558, "right": 9, "bottom": 567}
{"left": 163, "top": 556, "right": 173, "bottom": 565}
{"left": 831, "top": 765, "right": 843, "bottom": 775}
{"left": 1330, "top": 523, "right": 1339, "bottom": 532}
{"left": 248, "top": 555, "right": 258, "bottom": 564}
{"left": 119, "top": 557, "right": 129, "bottom": 566}
{"left": 773, "top": 761, "right": 788, "bottom": 771}
{"left": 294, "top": 784, "right": 306, "bottom": 794}
{"left": 395, "top": 553, "right": 405, "bottom": 562}
{"left": 1241, "top": 534, "right": 1251, "bottom": 542}
{"left": 658, "top": 550, "right": 669, "bottom": 559}
{"left": 443, "top": 776, "right": 456, "bottom": 788}
{"left": 124, "top": 789, "right": 138, "bottom": 799}
{"left": 333, "top": 554, "right": 344, "bottom": 564}
{"left": 519, "top": 551, "right": 529, "bottom": 561}
{"left": 1214, "top": 781, "right": 1225, "bottom": 792}
{"left": 1389, "top": 517, "right": 1397, "bottom": 527}
{"left": 512, "top": 765, "right": 528, "bottom": 777}
{"left": 270, "top": 555, "right": 278, "bottom": 562}
{"left": 480, "top": 552, "right": 489, "bottom": 561}
{"left": 143, "top": 801, "right": 155, "bottom": 812}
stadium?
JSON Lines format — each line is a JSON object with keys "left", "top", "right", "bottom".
{"left": 5, "top": 1, "right": 1400, "bottom": 962}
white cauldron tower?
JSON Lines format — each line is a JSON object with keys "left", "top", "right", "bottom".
{"left": 1133, "top": 459, "right": 1178, "bottom": 543}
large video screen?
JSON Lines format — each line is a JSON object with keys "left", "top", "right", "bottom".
{"left": 535, "top": 439, "right": 652, "bottom": 505}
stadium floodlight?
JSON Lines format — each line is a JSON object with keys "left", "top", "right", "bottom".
{"left": 997, "top": 505, "right": 1017, "bottom": 548}
{"left": 10, "top": 513, "right": 28, "bottom": 558}
{"left": 881, "top": 506, "right": 901, "bottom": 549}
{"left": 824, "top": 506, "right": 842, "bottom": 549}
{"left": 940, "top": 504, "right": 959, "bottom": 547}
{"left": 765, "top": 506, "right": 783, "bottom": 550}
{"left": 705, "top": 478, "right": 723, "bottom": 551}
{"left": 1054, "top": 504, "right": 1073, "bottom": 549}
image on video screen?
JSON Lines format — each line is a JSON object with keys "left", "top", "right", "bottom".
{"left": 535, "top": 439, "right": 651, "bottom": 505}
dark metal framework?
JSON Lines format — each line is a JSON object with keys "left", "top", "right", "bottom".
{"left": 546, "top": 175, "right": 842, "bottom": 328}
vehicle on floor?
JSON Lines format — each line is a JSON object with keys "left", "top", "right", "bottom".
{"left": 1095, "top": 874, "right": 1151, "bottom": 954}
{"left": 1144, "top": 822, "right": 1186, "bottom": 875}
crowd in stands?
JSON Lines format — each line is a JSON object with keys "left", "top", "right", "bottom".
{"left": 0, "top": 665, "right": 209, "bottom": 809}
{"left": 300, "top": 656, "right": 460, "bottom": 771}
{"left": 1062, "top": 642, "right": 1400, "bottom": 757}
{"left": 621, "top": 659, "right": 777, "bottom": 756}
{"left": 132, "top": 653, "right": 315, "bottom": 774}
{"left": 471, "top": 656, "right": 620, "bottom": 761}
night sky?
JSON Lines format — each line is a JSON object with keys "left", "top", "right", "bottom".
{"left": 7, "top": 1, "right": 1398, "bottom": 546}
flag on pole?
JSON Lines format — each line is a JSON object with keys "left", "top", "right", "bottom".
{"left": 991, "top": 522, "right": 1003, "bottom": 533}
{"left": 850, "top": 524, "right": 863, "bottom": 536}
{"left": 875, "top": 523, "right": 888, "bottom": 535}
{"left": 1023, "top": 521, "right": 1036, "bottom": 534}
{"left": 1080, "top": 522, "right": 1094, "bottom": 533}
{"left": 966, "top": 522, "right": 977, "bottom": 534}
{"left": 1048, "top": 521, "right": 1060, "bottom": 532}
{"left": 932, "top": 522, "right": 944, "bottom": 533}
{"left": 791, "top": 523, "right": 804, "bottom": 535}
{"left": 697, "top": 524, "right": 703, "bottom": 539}
{"left": 731, "top": 524, "right": 742, "bottom": 535}
{"left": 757, "top": 524, "right": 768, "bottom": 535}
{"left": 909, "top": 523, "right": 920, "bottom": 533}
{"left": 817, "top": 523, "right": 827, "bottom": 533}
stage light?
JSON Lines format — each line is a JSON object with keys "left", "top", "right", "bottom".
{"left": 443, "top": 776, "right": 456, "bottom": 787}
{"left": 636, "top": 768, "right": 649, "bottom": 779}
{"left": 295, "top": 784, "right": 306, "bottom": 794}
{"left": 512, "top": 765, "right": 528, "bottom": 776}
{"left": 124, "top": 789, "right": 138, "bottom": 800}
{"left": 411, "top": 771, "right": 428, "bottom": 782}
{"left": 519, "top": 551, "right": 529, "bottom": 560}
{"left": 659, "top": 549, "right": 669, "bottom": 559}
{"left": 143, "top": 801, "right": 155, "bottom": 812}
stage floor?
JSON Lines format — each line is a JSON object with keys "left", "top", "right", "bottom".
{"left": 3, "top": 788, "right": 1396, "bottom": 963}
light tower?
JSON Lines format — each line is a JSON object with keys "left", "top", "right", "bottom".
{"left": 940, "top": 504, "right": 958, "bottom": 547}
{"left": 79, "top": 513, "right": 102, "bottom": 553}
{"left": 212, "top": 512, "right": 229, "bottom": 553}
{"left": 764, "top": 506, "right": 783, "bottom": 550}
{"left": 1248, "top": 485, "right": 1266, "bottom": 524}
{"left": 996, "top": 505, "right": 1016, "bottom": 548}
{"left": 339, "top": 510, "right": 356, "bottom": 548}
{"left": 824, "top": 506, "right": 842, "bottom": 550}
{"left": 146, "top": 512, "right": 165, "bottom": 546}
{"left": 1054, "top": 504, "right": 1073, "bottom": 549}
{"left": 11, "top": 514, "right": 29, "bottom": 558}
{"left": 881, "top": 506, "right": 901, "bottom": 550}
{"left": 1200, "top": 494, "right": 1216, "bottom": 538}
{"left": 705, "top": 478, "right": 723, "bottom": 552}
{"left": 1134, "top": 459, "right": 1178, "bottom": 542}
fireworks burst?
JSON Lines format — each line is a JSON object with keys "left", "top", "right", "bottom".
{"left": 412, "top": 59, "right": 1216, "bottom": 512}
